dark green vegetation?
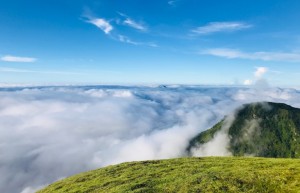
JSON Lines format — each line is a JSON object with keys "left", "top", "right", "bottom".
{"left": 38, "top": 157, "right": 300, "bottom": 193}
{"left": 189, "top": 102, "right": 300, "bottom": 158}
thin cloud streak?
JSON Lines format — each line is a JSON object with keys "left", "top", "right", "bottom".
{"left": 118, "top": 35, "right": 139, "bottom": 45}
{"left": 0, "top": 67, "right": 85, "bottom": 75}
{"left": 124, "top": 18, "right": 147, "bottom": 31}
{"left": 86, "top": 17, "right": 113, "bottom": 34}
{"left": 168, "top": 0, "right": 178, "bottom": 6}
{"left": 192, "top": 22, "right": 252, "bottom": 35}
{"left": 202, "top": 48, "right": 300, "bottom": 62}
{"left": 1, "top": 55, "right": 37, "bottom": 63}
{"left": 118, "top": 12, "right": 147, "bottom": 32}
{"left": 117, "top": 35, "right": 158, "bottom": 47}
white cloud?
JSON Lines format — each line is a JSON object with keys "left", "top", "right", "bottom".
{"left": 168, "top": 0, "right": 176, "bottom": 6}
{"left": 202, "top": 48, "right": 300, "bottom": 62}
{"left": 242, "top": 67, "right": 268, "bottom": 86}
{"left": 243, "top": 79, "right": 253, "bottom": 85}
{"left": 124, "top": 18, "right": 147, "bottom": 31}
{"left": 83, "top": 13, "right": 156, "bottom": 47}
{"left": 192, "top": 22, "right": 252, "bottom": 35}
{"left": 168, "top": 0, "right": 181, "bottom": 7}
{"left": 87, "top": 18, "right": 113, "bottom": 34}
{"left": 117, "top": 35, "right": 157, "bottom": 47}
{"left": 1, "top": 55, "right": 37, "bottom": 63}
{"left": 202, "top": 48, "right": 244, "bottom": 58}
{"left": 2, "top": 86, "right": 300, "bottom": 193}
{"left": 118, "top": 12, "right": 147, "bottom": 31}
{"left": 254, "top": 67, "right": 268, "bottom": 78}
{"left": 118, "top": 35, "right": 139, "bottom": 45}
{"left": 147, "top": 42, "right": 158, "bottom": 47}
{"left": 83, "top": 14, "right": 155, "bottom": 47}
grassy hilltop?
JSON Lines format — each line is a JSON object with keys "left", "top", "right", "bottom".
{"left": 38, "top": 157, "right": 300, "bottom": 193}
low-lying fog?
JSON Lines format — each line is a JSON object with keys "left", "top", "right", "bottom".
{"left": 1, "top": 85, "right": 299, "bottom": 193}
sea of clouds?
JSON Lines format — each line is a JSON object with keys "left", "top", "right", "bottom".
{"left": 1, "top": 85, "right": 300, "bottom": 193}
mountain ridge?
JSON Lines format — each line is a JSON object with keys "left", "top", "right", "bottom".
{"left": 189, "top": 102, "right": 300, "bottom": 158}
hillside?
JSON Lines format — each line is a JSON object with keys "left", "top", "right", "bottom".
{"left": 189, "top": 102, "right": 300, "bottom": 158}
{"left": 38, "top": 157, "right": 300, "bottom": 193}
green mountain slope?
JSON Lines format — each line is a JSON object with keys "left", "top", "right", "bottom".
{"left": 38, "top": 157, "right": 300, "bottom": 193}
{"left": 189, "top": 102, "right": 300, "bottom": 158}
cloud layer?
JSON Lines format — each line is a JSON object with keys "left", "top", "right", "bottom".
{"left": 1, "top": 86, "right": 300, "bottom": 193}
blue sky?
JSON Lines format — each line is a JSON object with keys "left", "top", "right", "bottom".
{"left": 1, "top": 0, "right": 300, "bottom": 86}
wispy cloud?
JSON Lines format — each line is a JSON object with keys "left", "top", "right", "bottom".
{"left": 1, "top": 55, "right": 37, "bottom": 63}
{"left": 83, "top": 12, "right": 156, "bottom": 47}
{"left": 118, "top": 35, "right": 139, "bottom": 45}
{"left": 192, "top": 22, "right": 252, "bottom": 35}
{"left": 168, "top": 0, "right": 179, "bottom": 6}
{"left": 86, "top": 17, "right": 113, "bottom": 34}
{"left": 124, "top": 18, "right": 147, "bottom": 31}
{"left": 202, "top": 48, "right": 243, "bottom": 58}
{"left": 0, "top": 67, "right": 85, "bottom": 75}
{"left": 118, "top": 35, "right": 158, "bottom": 47}
{"left": 118, "top": 12, "right": 147, "bottom": 32}
{"left": 202, "top": 48, "right": 300, "bottom": 62}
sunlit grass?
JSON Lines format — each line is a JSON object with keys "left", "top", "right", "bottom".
{"left": 38, "top": 157, "right": 300, "bottom": 193}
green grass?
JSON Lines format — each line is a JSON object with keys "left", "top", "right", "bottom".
{"left": 38, "top": 157, "right": 300, "bottom": 193}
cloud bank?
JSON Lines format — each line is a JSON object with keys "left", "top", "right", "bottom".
{"left": 1, "top": 85, "right": 300, "bottom": 193}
